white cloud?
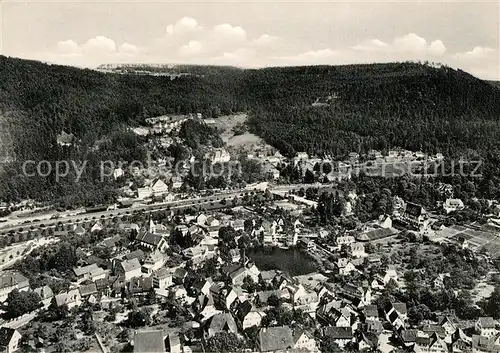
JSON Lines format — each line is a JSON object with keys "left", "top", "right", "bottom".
{"left": 166, "top": 17, "right": 202, "bottom": 36}
{"left": 428, "top": 40, "right": 446, "bottom": 56}
{"left": 454, "top": 46, "right": 495, "bottom": 61}
{"left": 82, "top": 36, "right": 117, "bottom": 54}
{"left": 351, "top": 39, "right": 389, "bottom": 51}
{"left": 253, "top": 34, "right": 280, "bottom": 46}
{"left": 179, "top": 40, "right": 203, "bottom": 56}
{"left": 213, "top": 23, "right": 247, "bottom": 41}
{"left": 57, "top": 40, "right": 82, "bottom": 55}
{"left": 393, "top": 33, "right": 428, "bottom": 53}
{"left": 119, "top": 42, "right": 139, "bottom": 55}
{"left": 352, "top": 33, "right": 446, "bottom": 57}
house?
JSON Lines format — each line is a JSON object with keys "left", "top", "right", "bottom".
{"left": 365, "top": 320, "right": 383, "bottom": 335}
{"left": 73, "top": 225, "right": 86, "bottom": 236}
{"left": 206, "top": 217, "right": 220, "bottom": 227}
{"left": 378, "top": 215, "right": 393, "bottom": 229}
{"left": 400, "top": 202, "right": 429, "bottom": 229}
{"left": 196, "top": 214, "right": 208, "bottom": 226}
{"left": 444, "top": 198, "right": 465, "bottom": 214}
{"left": 323, "top": 327, "right": 354, "bottom": 348}
{"left": 210, "top": 286, "right": 238, "bottom": 311}
{"left": 433, "top": 273, "right": 451, "bottom": 289}
{"left": 384, "top": 302, "right": 407, "bottom": 329}
{"left": 73, "top": 263, "right": 106, "bottom": 282}
{"left": 133, "top": 330, "right": 165, "bottom": 353}
{"left": 257, "top": 326, "right": 294, "bottom": 352}
{"left": 56, "top": 131, "right": 75, "bottom": 146}
{"left": 226, "top": 264, "right": 259, "bottom": 286}
{"left": 363, "top": 305, "right": 379, "bottom": 321}
{"left": 34, "top": 285, "right": 54, "bottom": 306}
{"left": 350, "top": 243, "right": 366, "bottom": 258}
{"left": 136, "top": 231, "right": 169, "bottom": 253}
{"left": 166, "top": 333, "right": 181, "bottom": 353}
{"left": 229, "top": 249, "right": 241, "bottom": 263}
{"left": 0, "top": 272, "right": 30, "bottom": 302}
{"left": 288, "top": 284, "right": 319, "bottom": 306}
{"left": 476, "top": 317, "right": 498, "bottom": 337}
{"left": 451, "top": 328, "right": 472, "bottom": 352}
{"left": 293, "top": 330, "right": 318, "bottom": 351}
{"left": 256, "top": 289, "right": 290, "bottom": 305}
{"left": 54, "top": 289, "right": 82, "bottom": 309}
{"left": 231, "top": 219, "right": 245, "bottom": 232}
{"left": 150, "top": 267, "right": 171, "bottom": 288}
{"left": 117, "top": 258, "right": 142, "bottom": 281}
{"left": 472, "top": 335, "right": 497, "bottom": 353}
{"left": 151, "top": 179, "right": 169, "bottom": 196}
{"left": 170, "top": 285, "right": 188, "bottom": 302}
{"left": 382, "top": 266, "right": 399, "bottom": 286}
{"left": 337, "top": 258, "right": 356, "bottom": 276}
{"left": 206, "top": 313, "right": 238, "bottom": 337}
{"left": 414, "top": 334, "right": 450, "bottom": 353}
{"left": 337, "top": 236, "right": 355, "bottom": 246}
{"left": 79, "top": 283, "right": 98, "bottom": 298}
{"left": 0, "top": 327, "right": 22, "bottom": 353}
{"left": 236, "top": 301, "right": 266, "bottom": 330}
{"left": 142, "top": 250, "right": 165, "bottom": 274}
{"left": 439, "top": 316, "right": 457, "bottom": 336}
{"left": 205, "top": 149, "right": 231, "bottom": 164}
{"left": 91, "top": 221, "right": 103, "bottom": 233}
{"left": 171, "top": 176, "right": 183, "bottom": 190}
{"left": 128, "top": 277, "right": 153, "bottom": 295}
{"left": 137, "top": 187, "right": 153, "bottom": 200}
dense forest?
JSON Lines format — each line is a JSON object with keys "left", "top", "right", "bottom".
{"left": 1, "top": 56, "right": 500, "bottom": 205}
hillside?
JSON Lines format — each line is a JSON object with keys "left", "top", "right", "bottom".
{"left": 244, "top": 63, "right": 500, "bottom": 158}
{"left": 1, "top": 57, "right": 500, "bottom": 204}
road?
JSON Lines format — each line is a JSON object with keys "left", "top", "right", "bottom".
{"left": 0, "top": 183, "right": 335, "bottom": 235}
{"left": 0, "top": 189, "right": 255, "bottom": 235}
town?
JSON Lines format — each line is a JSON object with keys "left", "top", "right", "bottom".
{"left": 0, "top": 111, "right": 499, "bottom": 353}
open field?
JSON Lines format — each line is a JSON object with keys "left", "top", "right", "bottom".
{"left": 213, "top": 114, "right": 266, "bottom": 150}
{"left": 440, "top": 224, "right": 500, "bottom": 258}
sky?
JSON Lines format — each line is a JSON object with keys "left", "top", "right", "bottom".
{"left": 1, "top": 0, "right": 498, "bottom": 79}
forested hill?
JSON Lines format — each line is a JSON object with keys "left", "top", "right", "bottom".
{"left": 243, "top": 63, "right": 500, "bottom": 158}
{"left": 1, "top": 56, "right": 500, "bottom": 203}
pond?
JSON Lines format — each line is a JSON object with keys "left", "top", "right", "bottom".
{"left": 247, "top": 247, "right": 318, "bottom": 276}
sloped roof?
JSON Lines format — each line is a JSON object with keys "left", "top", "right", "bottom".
{"left": 324, "top": 326, "right": 353, "bottom": 339}
{"left": 133, "top": 330, "right": 165, "bottom": 353}
{"left": 121, "top": 258, "right": 141, "bottom": 273}
{"left": 258, "top": 326, "right": 294, "bottom": 352}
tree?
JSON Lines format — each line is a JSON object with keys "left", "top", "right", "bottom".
{"left": 321, "top": 336, "right": 343, "bottom": 353}
{"left": 3, "top": 289, "right": 42, "bottom": 319}
{"left": 485, "top": 285, "right": 500, "bottom": 319}
{"left": 127, "top": 309, "right": 150, "bottom": 328}
{"left": 205, "top": 332, "right": 242, "bottom": 353}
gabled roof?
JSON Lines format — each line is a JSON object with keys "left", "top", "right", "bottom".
{"left": 133, "top": 330, "right": 165, "bottom": 353}
{"left": 120, "top": 258, "right": 141, "bottom": 273}
{"left": 79, "top": 283, "right": 98, "bottom": 297}
{"left": 324, "top": 326, "right": 353, "bottom": 339}
{"left": 479, "top": 317, "right": 496, "bottom": 328}
{"left": 258, "top": 326, "right": 294, "bottom": 352}
{"left": 207, "top": 313, "right": 237, "bottom": 335}
{"left": 34, "top": 285, "right": 54, "bottom": 300}
{"left": 363, "top": 305, "right": 378, "bottom": 318}
{"left": 137, "top": 231, "right": 165, "bottom": 247}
